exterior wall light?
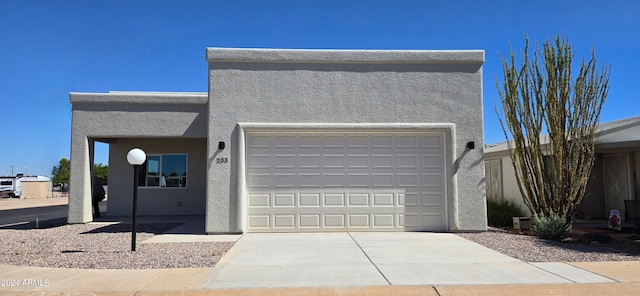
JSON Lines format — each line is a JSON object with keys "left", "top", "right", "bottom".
{"left": 466, "top": 141, "right": 475, "bottom": 150}
{"left": 126, "top": 148, "right": 146, "bottom": 251}
{"left": 218, "top": 141, "right": 225, "bottom": 150}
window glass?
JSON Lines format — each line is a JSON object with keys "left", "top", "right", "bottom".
{"left": 136, "top": 154, "right": 187, "bottom": 188}
{"left": 146, "top": 156, "right": 161, "bottom": 187}
{"left": 162, "top": 154, "right": 187, "bottom": 187}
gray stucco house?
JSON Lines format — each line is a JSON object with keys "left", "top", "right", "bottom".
{"left": 68, "top": 48, "right": 486, "bottom": 233}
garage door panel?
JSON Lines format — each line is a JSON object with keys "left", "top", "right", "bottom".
{"left": 248, "top": 174, "right": 271, "bottom": 188}
{"left": 249, "top": 136, "right": 271, "bottom": 148}
{"left": 372, "top": 174, "right": 394, "bottom": 187}
{"left": 422, "top": 135, "right": 443, "bottom": 148}
{"left": 248, "top": 155, "right": 271, "bottom": 169}
{"left": 274, "top": 136, "right": 296, "bottom": 148}
{"left": 274, "top": 193, "right": 296, "bottom": 207}
{"left": 348, "top": 193, "right": 370, "bottom": 206}
{"left": 398, "top": 214, "right": 420, "bottom": 227}
{"left": 422, "top": 174, "right": 444, "bottom": 187}
{"left": 299, "top": 214, "right": 321, "bottom": 228}
{"left": 421, "top": 155, "right": 443, "bottom": 168}
{"left": 274, "top": 215, "right": 296, "bottom": 228}
{"left": 398, "top": 193, "right": 419, "bottom": 206}
{"left": 372, "top": 136, "right": 393, "bottom": 148}
{"left": 298, "top": 136, "right": 321, "bottom": 147}
{"left": 347, "top": 136, "right": 368, "bottom": 147}
{"left": 324, "top": 193, "right": 345, "bottom": 206}
{"left": 323, "top": 135, "right": 345, "bottom": 147}
{"left": 246, "top": 132, "right": 447, "bottom": 232}
{"left": 422, "top": 214, "right": 446, "bottom": 230}
{"left": 298, "top": 173, "right": 321, "bottom": 187}
{"left": 273, "top": 173, "right": 296, "bottom": 188}
{"left": 348, "top": 214, "right": 370, "bottom": 227}
{"left": 248, "top": 215, "right": 270, "bottom": 228}
{"left": 347, "top": 155, "right": 369, "bottom": 168}
{"left": 323, "top": 155, "right": 345, "bottom": 168}
{"left": 323, "top": 173, "right": 345, "bottom": 187}
{"left": 273, "top": 155, "right": 296, "bottom": 168}
{"left": 397, "top": 174, "right": 420, "bottom": 187}
{"left": 248, "top": 193, "right": 270, "bottom": 207}
{"left": 347, "top": 174, "right": 370, "bottom": 187}
{"left": 372, "top": 155, "right": 394, "bottom": 168}
{"left": 324, "top": 214, "right": 346, "bottom": 227}
{"left": 299, "top": 193, "right": 321, "bottom": 207}
{"left": 373, "top": 214, "right": 396, "bottom": 227}
{"left": 397, "top": 135, "right": 419, "bottom": 148}
{"left": 299, "top": 155, "right": 321, "bottom": 169}
{"left": 423, "top": 192, "right": 445, "bottom": 206}
{"left": 373, "top": 193, "right": 394, "bottom": 206}
{"left": 397, "top": 155, "right": 419, "bottom": 168}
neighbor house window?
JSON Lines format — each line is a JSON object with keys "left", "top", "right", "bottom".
{"left": 137, "top": 154, "right": 187, "bottom": 188}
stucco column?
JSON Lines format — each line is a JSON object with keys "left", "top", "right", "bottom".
{"left": 68, "top": 135, "right": 92, "bottom": 223}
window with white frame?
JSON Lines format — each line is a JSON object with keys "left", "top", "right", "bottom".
{"left": 137, "top": 154, "right": 187, "bottom": 188}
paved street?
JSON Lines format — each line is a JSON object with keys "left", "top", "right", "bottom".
{"left": 0, "top": 197, "right": 68, "bottom": 228}
{"left": 0, "top": 197, "right": 105, "bottom": 228}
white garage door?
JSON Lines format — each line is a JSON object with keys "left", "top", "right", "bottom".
{"left": 245, "top": 132, "right": 447, "bottom": 232}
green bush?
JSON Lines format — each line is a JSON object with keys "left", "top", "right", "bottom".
{"left": 532, "top": 210, "right": 568, "bottom": 240}
{"left": 487, "top": 198, "right": 525, "bottom": 228}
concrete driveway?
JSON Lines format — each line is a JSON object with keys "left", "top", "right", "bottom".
{"left": 206, "top": 232, "right": 614, "bottom": 288}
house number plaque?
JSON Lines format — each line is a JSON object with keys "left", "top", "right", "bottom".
{"left": 215, "top": 157, "right": 228, "bottom": 164}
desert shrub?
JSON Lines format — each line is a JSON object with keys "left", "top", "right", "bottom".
{"left": 487, "top": 198, "right": 525, "bottom": 228}
{"left": 532, "top": 210, "right": 568, "bottom": 240}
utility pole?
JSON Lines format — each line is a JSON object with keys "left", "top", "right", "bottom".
{"left": 11, "top": 165, "right": 14, "bottom": 176}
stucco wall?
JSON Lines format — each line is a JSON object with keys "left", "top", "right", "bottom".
{"left": 206, "top": 48, "right": 486, "bottom": 233}
{"left": 107, "top": 138, "right": 207, "bottom": 216}
{"left": 21, "top": 181, "right": 53, "bottom": 199}
{"left": 69, "top": 92, "right": 208, "bottom": 138}
{"left": 485, "top": 149, "right": 638, "bottom": 220}
{"left": 580, "top": 154, "right": 606, "bottom": 218}
{"left": 68, "top": 92, "right": 207, "bottom": 223}
{"left": 629, "top": 150, "right": 638, "bottom": 200}
{"left": 484, "top": 155, "right": 529, "bottom": 214}
{"left": 485, "top": 153, "right": 607, "bottom": 218}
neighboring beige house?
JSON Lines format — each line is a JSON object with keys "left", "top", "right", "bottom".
{"left": 0, "top": 175, "right": 52, "bottom": 199}
{"left": 485, "top": 116, "right": 640, "bottom": 220}
{"left": 68, "top": 48, "right": 487, "bottom": 234}
{"left": 21, "top": 177, "right": 53, "bottom": 199}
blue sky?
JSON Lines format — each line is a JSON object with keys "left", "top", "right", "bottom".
{"left": 1, "top": 0, "right": 638, "bottom": 177}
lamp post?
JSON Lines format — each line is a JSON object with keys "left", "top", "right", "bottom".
{"left": 127, "top": 148, "right": 146, "bottom": 251}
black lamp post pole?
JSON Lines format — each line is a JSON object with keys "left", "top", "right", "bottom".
{"left": 131, "top": 165, "right": 139, "bottom": 252}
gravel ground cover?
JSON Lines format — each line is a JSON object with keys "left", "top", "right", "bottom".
{"left": 1, "top": 223, "right": 638, "bottom": 269}
{"left": 0, "top": 223, "right": 234, "bottom": 269}
{"left": 457, "top": 228, "right": 640, "bottom": 262}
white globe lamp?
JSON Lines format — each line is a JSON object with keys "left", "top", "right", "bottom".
{"left": 127, "top": 148, "right": 146, "bottom": 165}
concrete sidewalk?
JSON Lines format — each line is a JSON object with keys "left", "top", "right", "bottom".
{"left": 0, "top": 261, "right": 639, "bottom": 296}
